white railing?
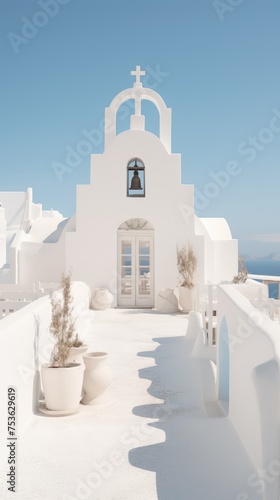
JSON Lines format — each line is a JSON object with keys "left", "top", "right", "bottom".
{"left": 198, "top": 278, "right": 271, "bottom": 347}
{"left": 197, "top": 284, "right": 217, "bottom": 346}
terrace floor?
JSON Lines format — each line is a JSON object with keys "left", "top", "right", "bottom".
{"left": 1, "top": 308, "right": 259, "bottom": 500}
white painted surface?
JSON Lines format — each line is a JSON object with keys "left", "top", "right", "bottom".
{"left": 0, "top": 308, "right": 261, "bottom": 500}
{"left": 0, "top": 69, "right": 238, "bottom": 298}
{"left": 0, "top": 281, "right": 91, "bottom": 462}
{"left": 217, "top": 283, "right": 280, "bottom": 500}
{"left": 0, "top": 192, "right": 27, "bottom": 227}
{"left": 194, "top": 216, "right": 238, "bottom": 284}
{"left": 230, "top": 278, "right": 269, "bottom": 304}
{"left": 66, "top": 127, "right": 195, "bottom": 307}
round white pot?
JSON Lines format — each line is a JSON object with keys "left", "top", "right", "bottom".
{"left": 67, "top": 345, "right": 88, "bottom": 366}
{"left": 178, "top": 286, "right": 194, "bottom": 313}
{"left": 91, "top": 288, "right": 113, "bottom": 310}
{"left": 156, "top": 288, "right": 179, "bottom": 313}
{"left": 81, "top": 352, "right": 113, "bottom": 405}
{"left": 41, "top": 363, "right": 84, "bottom": 411}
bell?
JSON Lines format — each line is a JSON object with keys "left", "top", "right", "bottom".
{"left": 130, "top": 170, "right": 142, "bottom": 190}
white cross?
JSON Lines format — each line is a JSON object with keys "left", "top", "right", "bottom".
{"left": 131, "top": 65, "right": 145, "bottom": 87}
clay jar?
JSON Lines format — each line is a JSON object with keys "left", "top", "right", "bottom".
{"left": 81, "top": 352, "right": 113, "bottom": 405}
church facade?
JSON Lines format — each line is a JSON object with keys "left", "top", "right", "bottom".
{"left": 0, "top": 67, "right": 238, "bottom": 307}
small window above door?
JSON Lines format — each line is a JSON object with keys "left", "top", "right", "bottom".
{"left": 127, "top": 158, "right": 145, "bottom": 197}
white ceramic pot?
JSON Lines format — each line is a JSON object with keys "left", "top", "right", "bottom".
{"left": 81, "top": 352, "right": 113, "bottom": 405}
{"left": 91, "top": 288, "right": 113, "bottom": 310}
{"left": 41, "top": 363, "right": 84, "bottom": 411}
{"left": 178, "top": 286, "right": 194, "bottom": 313}
{"left": 156, "top": 288, "right": 179, "bottom": 313}
{"left": 67, "top": 345, "right": 88, "bottom": 366}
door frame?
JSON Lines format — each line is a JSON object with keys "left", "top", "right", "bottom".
{"left": 117, "top": 229, "right": 154, "bottom": 308}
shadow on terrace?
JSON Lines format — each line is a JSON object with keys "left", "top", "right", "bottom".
{"left": 129, "top": 335, "right": 259, "bottom": 500}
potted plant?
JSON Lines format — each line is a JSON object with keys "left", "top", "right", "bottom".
{"left": 41, "top": 272, "right": 85, "bottom": 413}
{"left": 176, "top": 243, "right": 197, "bottom": 312}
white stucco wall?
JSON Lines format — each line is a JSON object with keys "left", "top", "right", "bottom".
{"left": 65, "top": 129, "right": 196, "bottom": 305}
{"left": 217, "top": 284, "right": 280, "bottom": 496}
{"left": 0, "top": 192, "right": 26, "bottom": 227}
{"left": 194, "top": 217, "right": 238, "bottom": 284}
{"left": 0, "top": 189, "right": 67, "bottom": 284}
{"left": 19, "top": 242, "right": 66, "bottom": 284}
{"left": 213, "top": 240, "right": 238, "bottom": 283}
{"left": 0, "top": 281, "right": 91, "bottom": 469}
{"left": 14, "top": 216, "right": 73, "bottom": 284}
{"left": 230, "top": 279, "right": 269, "bottom": 303}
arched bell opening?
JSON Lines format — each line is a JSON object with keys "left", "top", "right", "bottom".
{"left": 127, "top": 158, "right": 145, "bottom": 197}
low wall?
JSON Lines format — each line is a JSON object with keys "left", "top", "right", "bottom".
{"left": 217, "top": 285, "right": 280, "bottom": 500}
{"left": 0, "top": 282, "right": 91, "bottom": 467}
{"left": 0, "top": 283, "right": 59, "bottom": 318}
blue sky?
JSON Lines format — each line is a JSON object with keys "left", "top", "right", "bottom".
{"left": 1, "top": 0, "right": 280, "bottom": 257}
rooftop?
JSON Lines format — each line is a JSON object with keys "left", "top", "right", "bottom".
{"left": 1, "top": 308, "right": 260, "bottom": 500}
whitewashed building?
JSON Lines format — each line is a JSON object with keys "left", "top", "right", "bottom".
{"left": 3, "top": 69, "right": 280, "bottom": 500}
{"left": 0, "top": 67, "right": 238, "bottom": 307}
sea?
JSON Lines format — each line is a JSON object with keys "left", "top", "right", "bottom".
{"left": 244, "top": 260, "right": 280, "bottom": 299}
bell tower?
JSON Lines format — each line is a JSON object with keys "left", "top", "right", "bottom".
{"left": 104, "top": 65, "right": 172, "bottom": 153}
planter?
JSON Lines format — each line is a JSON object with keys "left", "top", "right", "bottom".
{"left": 81, "top": 352, "right": 113, "bottom": 405}
{"left": 156, "top": 288, "right": 179, "bottom": 313}
{"left": 41, "top": 363, "right": 84, "bottom": 411}
{"left": 67, "top": 345, "right": 88, "bottom": 366}
{"left": 91, "top": 288, "right": 113, "bottom": 310}
{"left": 178, "top": 286, "right": 195, "bottom": 313}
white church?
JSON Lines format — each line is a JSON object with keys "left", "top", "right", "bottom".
{"left": 0, "top": 66, "right": 238, "bottom": 307}
{"left": 3, "top": 68, "right": 280, "bottom": 500}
